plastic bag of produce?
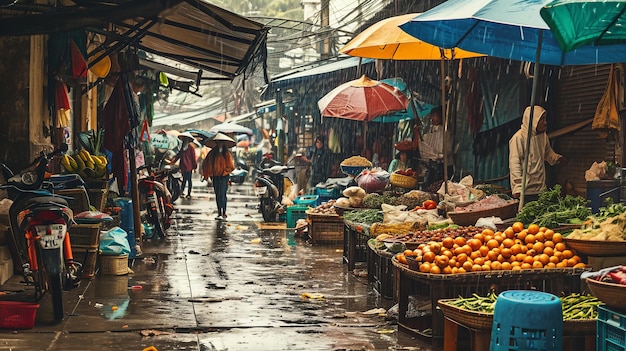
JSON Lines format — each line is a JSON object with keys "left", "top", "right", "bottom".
{"left": 381, "top": 203, "right": 407, "bottom": 224}
{"left": 356, "top": 168, "right": 389, "bottom": 193}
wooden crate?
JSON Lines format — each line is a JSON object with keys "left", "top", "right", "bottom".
{"left": 55, "top": 188, "right": 90, "bottom": 213}
{"left": 68, "top": 223, "right": 101, "bottom": 249}
{"left": 88, "top": 188, "right": 108, "bottom": 212}
{"left": 307, "top": 213, "right": 343, "bottom": 244}
{"left": 72, "top": 246, "right": 98, "bottom": 279}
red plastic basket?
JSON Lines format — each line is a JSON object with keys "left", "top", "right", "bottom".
{"left": 0, "top": 301, "right": 39, "bottom": 329}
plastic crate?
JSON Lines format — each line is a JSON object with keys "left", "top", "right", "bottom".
{"left": 598, "top": 306, "right": 626, "bottom": 351}
{"left": 287, "top": 205, "right": 308, "bottom": 229}
{"left": 314, "top": 186, "right": 340, "bottom": 202}
{"left": 293, "top": 195, "right": 320, "bottom": 207}
{"left": 0, "top": 301, "right": 39, "bottom": 329}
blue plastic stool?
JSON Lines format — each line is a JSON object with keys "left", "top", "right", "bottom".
{"left": 490, "top": 290, "right": 562, "bottom": 351}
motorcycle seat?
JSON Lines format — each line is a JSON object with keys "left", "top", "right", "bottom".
{"left": 264, "top": 165, "right": 291, "bottom": 175}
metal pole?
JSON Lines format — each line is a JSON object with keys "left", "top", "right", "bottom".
{"left": 441, "top": 56, "right": 448, "bottom": 194}
{"left": 128, "top": 147, "right": 142, "bottom": 254}
{"left": 519, "top": 30, "right": 543, "bottom": 210}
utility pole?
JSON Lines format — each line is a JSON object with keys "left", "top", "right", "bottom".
{"left": 321, "top": 0, "right": 330, "bottom": 59}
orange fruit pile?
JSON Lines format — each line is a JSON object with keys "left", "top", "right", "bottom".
{"left": 397, "top": 222, "right": 586, "bottom": 274}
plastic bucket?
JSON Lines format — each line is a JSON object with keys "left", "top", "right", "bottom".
{"left": 586, "top": 180, "right": 620, "bottom": 213}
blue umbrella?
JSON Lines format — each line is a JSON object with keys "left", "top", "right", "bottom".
{"left": 399, "top": 0, "right": 626, "bottom": 206}
{"left": 399, "top": 0, "right": 626, "bottom": 66}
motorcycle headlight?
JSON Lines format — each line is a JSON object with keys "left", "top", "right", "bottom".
{"left": 21, "top": 171, "right": 38, "bottom": 185}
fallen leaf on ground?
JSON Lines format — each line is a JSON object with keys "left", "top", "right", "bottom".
{"left": 250, "top": 238, "right": 262, "bottom": 244}
{"left": 301, "top": 292, "right": 324, "bottom": 299}
{"left": 376, "top": 329, "right": 395, "bottom": 334}
{"left": 362, "top": 308, "right": 386, "bottom": 315}
{"left": 140, "top": 329, "right": 171, "bottom": 337}
{"left": 236, "top": 225, "right": 249, "bottom": 230}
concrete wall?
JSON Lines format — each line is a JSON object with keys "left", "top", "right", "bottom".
{"left": 0, "top": 35, "right": 50, "bottom": 171}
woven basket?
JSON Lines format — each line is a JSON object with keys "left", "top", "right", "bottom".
{"left": 564, "top": 238, "right": 626, "bottom": 257}
{"left": 447, "top": 201, "right": 519, "bottom": 226}
{"left": 438, "top": 299, "right": 494, "bottom": 330}
{"left": 438, "top": 299, "right": 596, "bottom": 333}
{"left": 586, "top": 277, "right": 626, "bottom": 310}
{"left": 390, "top": 172, "right": 417, "bottom": 189}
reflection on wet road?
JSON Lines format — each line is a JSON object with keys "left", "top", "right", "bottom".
{"left": 0, "top": 181, "right": 439, "bottom": 350}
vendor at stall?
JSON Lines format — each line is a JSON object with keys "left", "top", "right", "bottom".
{"left": 388, "top": 150, "right": 414, "bottom": 174}
{"left": 509, "top": 105, "right": 566, "bottom": 202}
{"left": 419, "top": 106, "right": 454, "bottom": 187}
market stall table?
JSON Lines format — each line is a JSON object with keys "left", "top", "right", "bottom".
{"left": 343, "top": 220, "right": 370, "bottom": 271}
{"left": 437, "top": 299, "right": 596, "bottom": 351}
{"left": 391, "top": 256, "right": 586, "bottom": 340}
{"left": 367, "top": 239, "right": 396, "bottom": 300}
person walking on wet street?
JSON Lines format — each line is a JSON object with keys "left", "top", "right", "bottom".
{"left": 202, "top": 133, "right": 235, "bottom": 220}
{"left": 308, "top": 135, "right": 331, "bottom": 189}
{"left": 168, "top": 132, "right": 198, "bottom": 199}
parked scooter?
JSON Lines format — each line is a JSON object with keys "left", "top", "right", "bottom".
{"left": 0, "top": 145, "right": 81, "bottom": 322}
{"left": 137, "top": 164, "right": 174, "bottom": 240}
{"left": 253, "top": 154, "right": 294, "bottom": 222}
{"left": 229, "top": 157, "right": 249, "bottom": 185}
{"left": 156, "top": 153, "right": 183, "bottom": 203}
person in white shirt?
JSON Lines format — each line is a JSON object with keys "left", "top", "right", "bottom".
{"left": 419, "top": 106, "right": 453, "bottom": 187}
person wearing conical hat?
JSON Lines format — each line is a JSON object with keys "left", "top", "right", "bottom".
{"left": 202, "top": 133, "right": 236, "bottom": 220}
{"left": 169, "top": 132, "right": 198, "bottom": 199}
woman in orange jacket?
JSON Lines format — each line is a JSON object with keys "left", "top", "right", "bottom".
{"left": 202, "top": 133, "right": 235, "bottom": 220}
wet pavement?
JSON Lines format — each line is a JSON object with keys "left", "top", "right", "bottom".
{"left": 0, "top": 177, "right": 444, "bottom": 350}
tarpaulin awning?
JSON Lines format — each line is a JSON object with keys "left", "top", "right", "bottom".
{"left": 272, "top": 56, "right": 374, "bottom": 84}
{"left": 0, "top": 0, "right": 269, "bottom": 82}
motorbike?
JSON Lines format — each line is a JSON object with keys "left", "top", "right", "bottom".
{"left": 253, "top": 154, "right": 294, "bottom": 222}
{"left": 137, "top": 164, "right": 174, "bottom": 240}
{"left": 229, "top": 157, "right": 249, "bottom": 185}
{"left": 155, "top": 150, "right": 183, "bottom": 203}
{"left": 0, "top": 145, "right": 81, "bottom": 322}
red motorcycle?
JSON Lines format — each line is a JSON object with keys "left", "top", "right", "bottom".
{"left": 137, "top": 164, "right": 174, "bottom": 240}
{"left": 1, "top": 145, "right": 81, "bottom": 322}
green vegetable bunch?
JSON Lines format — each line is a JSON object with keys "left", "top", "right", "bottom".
{"left": 516, "top": 185, "right": 591, "bottom": 228}
{"left": 342, "top": 209, "right": 383, "bottom": 225}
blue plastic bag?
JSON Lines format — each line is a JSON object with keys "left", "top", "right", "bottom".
{"left": 99, "top": 227, "right": 131, "bottom": 255}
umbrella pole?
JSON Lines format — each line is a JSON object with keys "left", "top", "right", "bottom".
{"left": 520, "top": 30, "right": 543, "bottom": 210}
{"left": 441, "top": 57, "right": 449, "bottom": 194}
{"left": 363, "top": 121, "right": 368, "bottom": 155}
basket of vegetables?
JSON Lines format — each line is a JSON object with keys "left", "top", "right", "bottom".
{"left": 586, "top": 267, "right": 626, "bottom": 310}
{"left": 390, "top": 169, "right": 417, "bottom": 189}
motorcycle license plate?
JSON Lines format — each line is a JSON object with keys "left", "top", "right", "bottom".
{"left": 36, "top": 224, "right": 66, "bottom": 249}
{"left": 254, "top": 186, "right": 267, "bottom": 196}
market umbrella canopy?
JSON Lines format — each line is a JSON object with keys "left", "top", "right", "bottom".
{"left": 318, "top": 75, "right": 409, "bottom": 121}
{"left": 399, "top": 0, "right": 626, "bottom": 205}
{"left": 399, "top": 0, "right": 626, "bottom": 66}
{"left": 209, "top": 122, "right": 253, "bottom": 136}
{"left": 540, "top": 0, "right": 626, "bottom": 52}
{"left": 340, "top": 13, "right": 483, "bottom": 60}
{"left": 205, "top": 132, "right": 236, "bottom": 149}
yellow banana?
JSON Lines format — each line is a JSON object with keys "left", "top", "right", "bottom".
{"left": 98, "top": 155, "right": 108, "bottom": 165}
{"left": 95, "top": 164, "right": 106, "bottom": 178}
{"left": 80, "top": 149, "right": 93, "bottom": 164}
{"left": 75, "top": 154, "right": 86, "bottom": 171}
{"left": 93, "top": 156, "right": 104, "bottom": 169}
{"left": 68, "top": 156, "right": 78, "bottom": 171}
{"left": 61, "top": 155, "right": 73, "bottom": 172}
{"left": 85, "top": 160, "right": 95, "bottom": 170}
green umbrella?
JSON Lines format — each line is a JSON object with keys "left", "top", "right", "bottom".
{"left": 540, "top": 0, "right": 626, "bottom": 52}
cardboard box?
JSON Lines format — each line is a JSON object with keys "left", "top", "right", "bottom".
{"left": 0, "top": 258, "right": 14, "bottom": 285}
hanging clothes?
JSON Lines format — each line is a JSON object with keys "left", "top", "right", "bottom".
{"left": 102, "top": 77, "right": 132, "bottom": 194}
{"left": 592, "top": 64, "right": 621, "bottom": 138}
{"left": 54, "top": 81, "right": 71, "bottom": 128}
